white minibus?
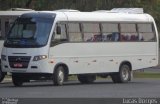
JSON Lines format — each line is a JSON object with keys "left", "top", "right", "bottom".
{"left": 1, "top": 9, "right": 159, "bottom": 86}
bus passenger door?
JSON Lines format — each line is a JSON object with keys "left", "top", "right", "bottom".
{"left": 49, "top": 22, "right": 68, "bottom": 70}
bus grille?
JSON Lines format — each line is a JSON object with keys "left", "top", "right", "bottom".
{"left": 8, "top": 56, "right": 31, "bottom": 68}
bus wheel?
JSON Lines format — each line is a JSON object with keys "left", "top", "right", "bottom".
{"left": 0, "top": 69, "right": 5, "bottom": 82}
{"left": 77, "top": 75, "right": 96, "bottom": 84}
{"left": 12, "top": 74, "right": 23, "bottom": 87}
{"left": 53, "top": 66, "right": 65, "bottom": 86}
{"left": 111, "top": 64, "right": 131, "bottom": 83}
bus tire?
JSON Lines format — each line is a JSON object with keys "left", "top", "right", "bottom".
{"left": 0, "top": 69, "right": 5, "bottom": 82}
{"left": 53, "top": 66, "right": 65, "bottom": 86}
{"left": 77, "top": 74, "right": 96, "bottom": 84}
{"left": 12, "top": 74, "right": 23, "bottom": 87}
{"left": 111, "top": 64, "right": 131, "bottom": 83}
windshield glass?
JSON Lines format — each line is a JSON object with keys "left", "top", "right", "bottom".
{"left": 4, "top": 17, "right": 54, "bottom": 48}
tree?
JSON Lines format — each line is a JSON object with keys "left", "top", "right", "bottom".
{"left": 0, "top": 0, "right": 160, "bottom": 31}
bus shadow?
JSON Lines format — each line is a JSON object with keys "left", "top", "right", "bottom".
{"left": 0, "top": 80, "right": 142, "bottom": 88}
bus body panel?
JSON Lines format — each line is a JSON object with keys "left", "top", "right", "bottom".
{"left": 2, "top": 42, "right": 157, "bottom": 74}
{"left": 49, "top": 42, "right": 157, "bottom": 74}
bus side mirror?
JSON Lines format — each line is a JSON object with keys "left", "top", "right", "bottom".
{"left": 56, "top": 26, "right": 61, "bottom": 35}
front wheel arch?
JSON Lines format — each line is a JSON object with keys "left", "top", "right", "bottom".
{"left": 119, "top": 61, "right": 132, "bottom": 72}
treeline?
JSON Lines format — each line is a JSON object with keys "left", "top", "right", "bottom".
{"left": 0, "top": 0, "right": 160, "bottom": 30}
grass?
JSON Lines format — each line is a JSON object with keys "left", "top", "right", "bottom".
{"left": 133, "top": 72, "right": 160, "bottom": 78}
{"left": 68, "top": 75, "right": 77, "bottom": 80}
{"left": 69, "top": 72, "right": 160, "bottom": 80}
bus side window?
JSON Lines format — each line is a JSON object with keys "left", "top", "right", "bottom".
{"left": 51, "top": 23, "right": 67, "bottom": 46}
{"left": 102, "top": 23, "right": 119, "bottom": 42}
{"left": 120, "top": 23, "right": 138, "bottom": 41}
{"left": 68, "top": 23, "right": 82, "bottom": 42}
{"left": 137, "top": 23, "right": 155, "bottom": 41}
{"left": 83, "top": 23, "right": 100, "bottom": 42}
{"left": 56, "top": 25, "right": 61, "bottom": 35}
{"left": 5, "top": 21, "right": 9, "bottom": 35}
{"left": 0, "top": 19, "right": 2, "bottom": 39}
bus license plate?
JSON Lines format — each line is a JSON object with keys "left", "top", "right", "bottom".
{"left": 14, "top": 63, "right": 23, "bottom": 68}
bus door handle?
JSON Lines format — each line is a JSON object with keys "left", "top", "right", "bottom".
{"left": 138, "top": 59, "right": 142, "bottom": 61}
{"left": 92, "top": 60, "right": 97, "bottom": 62}
{"left": 152, "top": 58, "right": 156, "bottom": 60}
{"left": 74, "top": 60, "right": 79, "bottom": 63}
{"left": 109, "top": 59, "right": 114, "bottom": 62}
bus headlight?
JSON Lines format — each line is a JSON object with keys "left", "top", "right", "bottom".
{"left": 33, "top": 55, "right": 47, "bottom": 61}
{"left": 1, "top": 55, "right": 6, "bottom": 61}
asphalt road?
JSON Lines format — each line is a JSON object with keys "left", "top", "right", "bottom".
{"left": 0, "top": 78, "right": 160, "bottom": 98}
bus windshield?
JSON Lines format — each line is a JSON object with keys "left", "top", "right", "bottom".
{"left": 4, "top": 17, "right": 54, "bottom": 48}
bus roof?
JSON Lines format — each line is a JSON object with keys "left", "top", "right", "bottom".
{"left": 0, "top": 11, "right": 34, "bottom": 16}
{"left": 40, "top": 11, "right": 154, "bottom": 22}
{"left": 3, "top": 10, "right": 153, "bottom": 22}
